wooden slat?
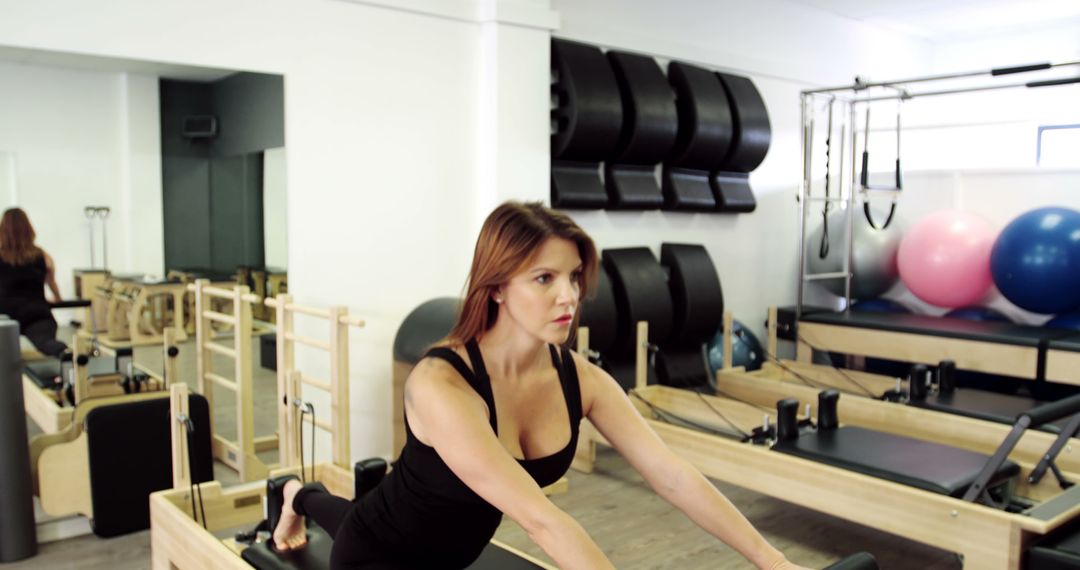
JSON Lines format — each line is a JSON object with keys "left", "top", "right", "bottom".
{"left": 204, "top": 341, "right": 237, "bottom": 359}
{"left": 285, "top": 332, "right": 330, "bottom": 352}
{"left": 298, "top": 373, "right": 331, "bottom": 393}
{"left": 202, "top": 310, "right": 235, "bottom": 325}
{"left": 204, "top": 372, "right": 237, "bottom": 392}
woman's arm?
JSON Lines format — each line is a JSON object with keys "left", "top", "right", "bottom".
{"left": 42, "top": 252, "right": 62, "bottom": 303}
{"left": 576, "top": 353, "right": 803, "bottom": 570}
{"left": 405, "top": 357, "right": 614, "bottom": 570}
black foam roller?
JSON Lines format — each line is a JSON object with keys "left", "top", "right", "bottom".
{"left": 0, "top": 319, "right": 37, "bottom": 561}
{"left": 659, "top": 243, "right": 723, "bottom": 346}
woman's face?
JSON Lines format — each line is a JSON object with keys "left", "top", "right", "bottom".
{"left": 497, "top": 237, "right": 582, "bottom": 345}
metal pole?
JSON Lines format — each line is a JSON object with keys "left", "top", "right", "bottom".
{"left": 98, "top": 207, "right": 110, "bottom": 271}
{"left": 85, "top": 206, "right": 96, "bottom": 269}
{"left": 796, "top": 93, "right": 811, "bottom": 318}
{"left": 844, "top": 99, "right": 858, "bottom": 312}
{"left": 803, "top": 60, "right": 1080, "bottom": 95}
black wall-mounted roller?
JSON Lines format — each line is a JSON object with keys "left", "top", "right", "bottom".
{"left": 713, "top": 72, "right": 771, "bottom": 213}
{"left": 603, "top": 50, "right": 677, "bottom": 210}
{"left": 602, "top": 248, "right": 673, "bottom": 372}
{"left": 655, "top": 243, "right": 724, "bottom": 389}
{"left": 663, "top": 61, "right": 733, "bottom": 211}
{"left": 659, "top": 243, "right": 723, "bottom": 347}
{"left": 578, "top": 268, "right": 618, "bottom": 358}
{"left": 550, "top": 39, "right": 623, "bottom": 209}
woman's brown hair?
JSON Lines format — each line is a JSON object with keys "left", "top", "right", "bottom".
{"left": 0, "top": 208, "right": 43, "bottom": 266}
{"left": 444, "top": 201, "right": 598, "bottom": 347}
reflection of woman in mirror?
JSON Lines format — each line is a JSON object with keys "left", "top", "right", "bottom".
{"left": 271, "top": 201, "right": 806, "bottom": 569}
{"left": 0, "top": 207, "right": 67, "bottom": 357}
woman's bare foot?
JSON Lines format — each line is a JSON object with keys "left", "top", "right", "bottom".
{"left": 272, "top": 479, "right": 307, "bottom": 551}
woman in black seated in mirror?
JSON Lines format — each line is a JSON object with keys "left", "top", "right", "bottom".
{"left": 273, "top": 201, "right": 807, "bottom": 569}
{"left": 0, "top": 207, "right": 66, "bottom": 357}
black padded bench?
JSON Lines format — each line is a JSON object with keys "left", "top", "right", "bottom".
{"left": 242, "top": 530, "right": 548, "bottom": 570}
{"left": 772, "top": 391, "right": 1020, "bottom": 500}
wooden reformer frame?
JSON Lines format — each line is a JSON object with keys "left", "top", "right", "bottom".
{"left": 23, "top": 329, "right": 178, "bottom": 434}
{"left": 27, "top": 331, "right": 179, "bottom": 520}
{"left": 573, "top": 320, "right": 1080, "bottom": 569}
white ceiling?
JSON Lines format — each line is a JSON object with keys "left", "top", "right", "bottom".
{"left": 0, "top": 45, "right": 237, "bottom": 82}
{"left": 786, "top": 0, "right": 1080, "bottom": 41}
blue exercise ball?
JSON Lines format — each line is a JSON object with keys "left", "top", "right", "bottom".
{"left": 706, "top": 319, "right": 765, "bottom": 374}
{"left": 1046, "top": 312, "right": 1080, "bottom": 331}
{"left": 851, "top": 298, "right": 910, "bottom": 314}
{"left": 945, "top": 306, "right": 1013, "bottom": 323}
{"left": 990, "top": 207, "right": 1080, "bottom": 314}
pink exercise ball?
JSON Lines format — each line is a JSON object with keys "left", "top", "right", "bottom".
{"left": 897, "top": 210, "right": 996, "bottom": 308}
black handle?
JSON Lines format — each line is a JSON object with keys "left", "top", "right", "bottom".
{"left": 50, "top": 300, "right": 91, "bottom": 309}
{"left": 776, "top": 398, "right": 800, "bottom": 441}
{"left": 1023, "top": 393, "right": 1080, "bottom": 428}
{"left": 937, "top": 360, "right": 956, "bottom": 394}
{"left": 818, "top": 390, "right": 840, "bottom": 430}
{"left": 908, "top": 364, "right": 928, "bottom": 401}
{"left": 992, "top": 63, "right": 1051, "bottom": 76}
{"left": 824, "top": 552, "right": 879, "bottom": 570}
{"left": 1027, "top": 77, "right": 1080, "bottom": 88}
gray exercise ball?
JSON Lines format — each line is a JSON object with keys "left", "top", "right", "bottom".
{"left": 806, "top": 209, "right": 903, "bottom": 300}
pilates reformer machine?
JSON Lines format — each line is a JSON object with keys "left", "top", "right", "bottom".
{"left": 570, "top": 241, "right": 1080, "bottom": 568}
{"left": 22, "top": 318, "right": 179, "bottom": 435}
{"left": 151, "top": 297, "right": 552, "bottom": 570}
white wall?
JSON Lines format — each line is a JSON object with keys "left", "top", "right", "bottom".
{"left": 0, "top": 61, "right": 163, "bottom": 298}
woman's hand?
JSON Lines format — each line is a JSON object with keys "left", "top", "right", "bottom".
{"left": 765, "top": 558, "right": 812, "bottom": 570}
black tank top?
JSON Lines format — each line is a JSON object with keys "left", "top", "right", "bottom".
{"left": 0, "top": 255, "right": 50, "bottom": 325}
{"left": 357, "top": 339, "right": 583, "bottom": 568}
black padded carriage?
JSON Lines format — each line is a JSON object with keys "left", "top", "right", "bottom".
{"left": 241, "top": 534, "right": 546, "bottom": 570}
{"left": 85, "top": 394, "right": 212, "bottom": 536}
{"left": 772, "top": 392, "right": 1020, "bottom": 499}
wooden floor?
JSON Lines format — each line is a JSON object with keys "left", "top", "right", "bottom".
{"left": 11, "top": 328, "right": 961, "bottom": 569}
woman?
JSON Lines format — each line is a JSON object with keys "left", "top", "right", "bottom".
{"left": 273, "top": 202, "right": 806, "bottom": 569}
{"left": 0, "top": 207, "right": 66, "bottom": 357}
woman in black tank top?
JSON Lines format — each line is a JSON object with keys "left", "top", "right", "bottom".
{"left": 274, "top": 202, "right": 807, "bottom": 569}
{"left": 0, "top": 208, "right": 66, "bottom": 357}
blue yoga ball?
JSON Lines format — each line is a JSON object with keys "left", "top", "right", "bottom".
{"left": 851, "top": 298, "right": 910, "bottom": 314}
{"left": 945, "top": 306, "right": 1013, "bottom": 323}
{"left": 706, "top": 319, "right": 765, "bottom": 374}
{"left": 990, "top": 207, "right": 1080, "bottom": 314}
{"left": 1046, "top": 313, "right": 1080, "bottom": 331}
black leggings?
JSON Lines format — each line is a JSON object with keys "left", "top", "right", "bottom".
{"left": 292, "top": 484, "right": 403, "bottom": 569}
{"left": 23, "top": 318, "right": 67, "bottom": 358}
